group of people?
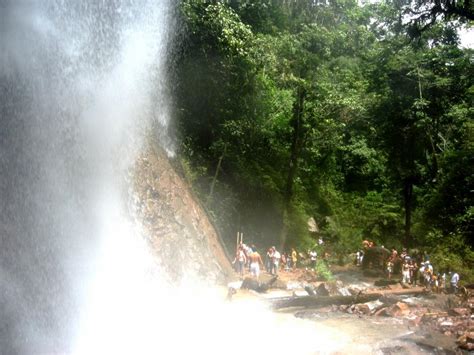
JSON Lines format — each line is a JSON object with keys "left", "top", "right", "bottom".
{"left": 265, "top": 246, "right": 306, "bottom": 275}
{"left": 232, "top": 243, "right": 314, "bottom": 279}
{"left": 356, "top": 241, "right": 461, "bottom": 293}
{"left": 383, "top": 246, "right": 461, "bottom": 293}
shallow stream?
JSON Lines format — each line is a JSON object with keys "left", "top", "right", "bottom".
{"left": 225, "top": 290, "right": 434, "bottom": 354}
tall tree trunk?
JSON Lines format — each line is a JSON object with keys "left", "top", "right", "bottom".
{"left": 208, "top": 144, "right": 226, "bottom": 204}
{"left": 280, "top": 86, "right": 306, "bottom": 250}
{"left": 403, "top": 177, "right": 413, "bottom": 246}
{"left": 417, "top": 66, "right": 439, "bottom": 178}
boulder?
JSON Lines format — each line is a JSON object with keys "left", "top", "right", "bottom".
{"left": 457, "top": 332, "right": 474, "bottom": 351}
{"left": 339, "top": 304, "right": 350, "bottom": 312}
{"left": 375, "top": 307, "right": 390, "bottom": 317}
{"left": 386, "top": 302, "right": 410, "bottom": 317}
{"left": 354, "top": 300, "right": 384, "bottom": 315}
{"left": 241, "top": 275, "right": 278, "bottom": 293}
{"left": 337, "top": 287, "right": 352, "bottom": 296}
{"left": 355, "top": 304, "right": 371, "bottom": 315}
{"left": 420, "top": 312, "right": 448, "bottom": 323}
{"left": 316, "top": 283, "right": 330, "bottom": 296}
{"left": 467, "top": 332, "right": 474, "bottom": 342}
{"left": 293, "top": 290, "right": 311, "bottom": 297}
{"left": 304, "top": 285, "right": 316, "bottom": 296}
{"left": 439, "top": 320, "right": 454, "bottom": 328}
{"left": 449, "top": 308, "right": 471, "bottom": 317}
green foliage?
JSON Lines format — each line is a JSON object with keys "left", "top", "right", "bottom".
{"left": 181, "top": 1, "right": 253, "bottom": 56}
{"left": 174, "top": 0, "right": 473, "bottom": 271}
{"left": 314, "top": 259, "right": 334, "bottom": 281}
{"left": 424, "top": 231, "right": 474, "bottom": 283}
{"left": 340, "top": 137, "right": 386, "bottom": 191}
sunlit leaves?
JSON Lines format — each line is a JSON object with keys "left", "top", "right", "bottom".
{"left": 181, "top": 1, "right": 253, "bottom": 58}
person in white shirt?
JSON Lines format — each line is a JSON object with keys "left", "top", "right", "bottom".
{"left": 402, "top": 259, "right": 411, "bottom": 284}
{"left": 450, "top": 272, "right": 460, "bottom": 293}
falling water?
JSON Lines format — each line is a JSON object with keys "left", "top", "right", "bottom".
{"left": 1, "top": 1, "right": 173, "bottom": 352}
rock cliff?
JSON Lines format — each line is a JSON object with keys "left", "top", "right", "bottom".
{"left": 131, "top": 145, "right": 233, "bottom": 284}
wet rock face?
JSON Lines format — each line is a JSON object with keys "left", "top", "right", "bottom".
{"left": 131, "top": 147, "right": 233, "bottom": 284}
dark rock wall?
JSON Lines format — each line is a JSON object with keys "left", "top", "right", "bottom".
{"left": 132, "top": 146, "right": 234, "bottom": 284}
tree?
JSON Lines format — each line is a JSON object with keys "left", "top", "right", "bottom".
{"left": 174, "top": 0, "right": 473, "bottom": 274}
{"left": 403, "top": 0, "right": 474, "bottom": 36}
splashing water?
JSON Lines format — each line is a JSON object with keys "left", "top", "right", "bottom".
{"left": 1, "top": 0, "right": 173, "bottom": 352}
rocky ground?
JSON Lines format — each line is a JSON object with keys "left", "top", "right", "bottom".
{"left": 228, "top": 265, "right": 474, "bottom": 353}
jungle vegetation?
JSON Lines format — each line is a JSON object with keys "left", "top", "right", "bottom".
{"left": 171, "top": 0, "right": 473, "bottom": 280}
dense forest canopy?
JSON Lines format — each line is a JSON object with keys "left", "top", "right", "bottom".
{"left": 171, "top": 0, "right": 473, "bottom": 280}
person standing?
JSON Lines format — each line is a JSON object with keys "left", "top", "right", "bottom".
{"left": 271, "top": 247, "right": 281, "bottom": 275}
{"left": 249, "top": 249, "right": 264, "bottom": 279}
{"left": 450, "top": 272, "right": 460, "bottom": 294}
{"left": 423, "top": 262, "right": 433, "bottom": 288}
{"left": 266, "top": 247, "right": 273, "bottom": 273}
{"left": 233, "top": 246, "right": 247, "bottom": 278}
{"left": 410, "top": 260, "right": 418, "bottom": 286}
{"left": 281, "top": 253, "right": 289, "bottom": 271}
{"left": 386, "top": 260, "right": 394, "bottom": 280}
{"left": 241, "top": 244, "right": 251, "bottom": 272}
{"left": 309, "top": 250, "right": 317, "bottom": 269}
{"left": 402, "top": 259, "right": 411, "bottom": 284}
{"left": 291, "top": 248, "right": 298, "bottom": 270}
{"left": 441, "top": 272, "right": 447, "bottom": 291}
{"left": 418, "top": 262, "right": 425, "bottom": 285}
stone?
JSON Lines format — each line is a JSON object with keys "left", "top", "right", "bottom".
{"left": 375, "top": 307, "right": 390, "bottom": 317}
{"left": 304, "top": 285, "right": 316, "bottom": 296}
{"left": 449, "top": 308, "right": 471, "bottom": 317}
{"left": 457, "top": 332, "right": 474, "bottom": 351}
{"left": 293, "top": 290, "right": 310, "bottom": 297}
{"left": 339, "top": 305, "right": 350, "bottom": 312}
{"left": 386, "top": 302, "right": 410, "bottom": 317}
{"left": 355, "top": 304, "right": 371, "bottom": 315}
{"left": 348, "top": 286, "right": 364, "bottom": 295}
{"left": 338, "top": 287, "right": 352, "bottom": 297}
{"left": 440, "top": 321, "right": 454, "bottom": 327}
{"left": 364, "top": 300, "right": 384, "bottom": 314}
{"left": 421, "top": 312, "right": 448, "bottom": 324}
{"left": 316, "top": 283, "right": 330, "bottom": 296}
{"left": 467, "top": 332, "right": 474, "bottom": 342}
{"left": 462, "top": 343, "right": 474, "bottom": 350}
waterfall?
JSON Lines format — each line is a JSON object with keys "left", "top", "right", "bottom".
{"left": 0, "top": 1, "right": 173, "bottom": 352}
